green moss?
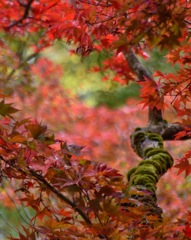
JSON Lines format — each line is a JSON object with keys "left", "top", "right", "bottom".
{"left": 134, "top": 127, "right": 142, "bottom": 132}
{"left": 132, "top": 174, "right": 157, "bottom": 186}
{"left": 127, "top": 167, "right": 137, "bottom": 181}
{"left": 152, "top": 153, "right": 173, "bottom": 170}
{"left": 151, "top": 155, "right": 168, "bottom": 173}
{"left": 133, "top": 175, "right": 155, "bottom": 186}
{"left": 131, "top": 131, "right": 165, "bottom": 159}
{"left": 145, "top": 149, "right": 167, "bottom": 158}
{"left": 143, "top": 147, "right": 156, "bottom": 157}
{"left": 158, "top": 152, "right": 174, "bottom": 168}
{"left": 131, "top": 131, "right": 145, "bottom": 144}
{"left": 127, "top": 130, "right": 174, "bottom": 209}
{"left": 132, "top": 177, "right": 156, "bottom": 192}
{"left": 131, "top": 131, "right": 146, "bottom": 157}
{"left": 147, "top": 133, "right": 163, "bottom": 147}
{"left": 152, "top": 157, "right": 167, "bottom": 174}
{"left": 139, "top": 160, "right": 163, "bottom": 175}
{"left": 144, "top": 183, "right": 157, "bottom": 192}
{"left": 135, "top": 165, "right": 158, "bottom": 181}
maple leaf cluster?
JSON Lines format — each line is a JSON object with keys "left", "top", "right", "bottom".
{"left": 7, "top": 58, "right": 191, "bottom": 239}
{"left": 0, "top": 96, "right": 185, "bottom": 239}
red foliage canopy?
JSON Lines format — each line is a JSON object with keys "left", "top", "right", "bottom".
{"left": 0, "top": 0, "right": 191, "bottom": 239}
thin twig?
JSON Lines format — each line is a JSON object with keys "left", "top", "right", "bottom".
{"left": 6, "top": 52, "right": 39, "bottom": 81}
{"left": 5, "top": 0, "right": 34, "bottom": 29}
{"left": 0, "top": 156, "right": 110, "bottom": 239}
{"left": 0, "top": 156, "right": 93, "bottom": 227}
{"left": 28, "top": 168, "right": 93, "bottom": 226}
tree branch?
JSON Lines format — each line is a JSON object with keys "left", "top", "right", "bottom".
{"left": 6, "top": 52, "right": 39, "bottom": 81}
{"left": 123, "top": 48, "right": 163, "bottom": 125}
{"left": 156, "top": 123, "right": 191, "bottom": 140}
{"left": 5, "top": 0, "right": 34, "bottom": 30}
{"left": 0, "top": 156, "right": 109, "bottom": 239}
{"left": 123, "top": 48, "right": 153, "bottom": 81}
{"left": 126, "top": 130, "right": 174, "bottom": 222}
{"left": 0, "top": 156, "right": 92, "bottom": 227}
{"left": 123, "top": 49, "right": 191, "bottom": 141}
{"left": 138, "top": 123, "right": 191, "bottom": 141}
{"left": 28, "top": 168, "right": 93, "bottom": 226}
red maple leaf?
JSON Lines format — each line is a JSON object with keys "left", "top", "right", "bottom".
{"left": 183, "top": 223, "right": 191, "bottom": 238}
{"left": 174, "top": 159, "right": 191, "bottom": 177}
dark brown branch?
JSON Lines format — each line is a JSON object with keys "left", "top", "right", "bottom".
{"left": 123, "top": 48, "right": 163, "bottom": 125}
{"left": 148, "top": 107, "right": 163, "bottom": 125}
{"left": 141, "top": 123, "right": 191, "bottom": 141}
{"left": 5, "top": 0, "right": 34, "bottom": 29}
{"left": 161, "top": 123, "right": 191, "bottom": 140}
{"left": 123, "top": 48, "right": 153, "bottom": 81}
{"left": 162, "top": 124, "right": 190, "bottom": 140}
{"left": 123, "top": 49, "right": 191, "bottom": 140}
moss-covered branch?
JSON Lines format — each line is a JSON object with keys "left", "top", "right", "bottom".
{"left": 124, "top": 129, "right": 174, "bottom": 221}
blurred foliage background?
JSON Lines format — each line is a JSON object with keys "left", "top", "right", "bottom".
{"left": 0, "top": 32, "right": 189, "bottom": 239}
